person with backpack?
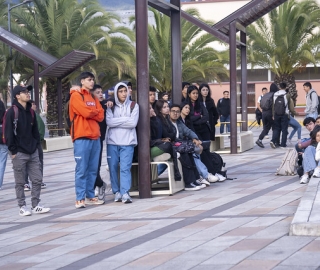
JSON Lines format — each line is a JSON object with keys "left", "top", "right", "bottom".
{"left": 255, "top": 83, "right": 278, "bottom": 148}
{"left": 106, "top": 82, "right": 139, "bottom": 203}
{"left": 4, "top": 85, "right": 50, "bottom": 216}
{"left": 303, "top": 82, "right": 319, "bottom": 119}
{"left": 270, "top": 82, "right": 296, "bottom": 149}
{"left": 256, "top": 87, "right": 268, "bottom": 126}
{"left": 69, "top": 72, "right": 105, "bottom": 208}
{"left": 0, "top": 98, "right": 8, "bottom": 190}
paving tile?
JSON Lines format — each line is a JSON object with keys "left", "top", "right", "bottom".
{"left": 1, "top": 263, "right": 37, "bottom": 270}
{"left": 230, "top": 259, "right": 280, "bottom": 270}
{"left": 226, "top": 239, "right": 275, "bottom": 251}
{"left": 201, "top": 250, "right": 256, "bottom": 265}
{"left": 279, "top": 251, "right": 320, "bottom": 266}
{"left": 127, "top": 252, "right": 182, "bottom": 267}
{"left": 192, "top": 265, "right": 233, "bottom": 270}
{"left": 301, "top": 240, "right": 320, "bottom": 252}
{"left": 273, "top": 266, "right": 319, "bottom": 270}
{"left": 222, "top": 227, "right": 265, "bottom": 236}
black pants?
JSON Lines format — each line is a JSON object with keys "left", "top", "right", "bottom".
{"left": 200, "top": 149, "right": 216, "bottom": 175}
{"left": 195, "top": 125, "right": 211, "bottom": 141}
{"left": 258, "top": 111, "right": 273, "bottom": 141}
{"left": 272, "top": 114, "right": 289, "bottom": 147}
{"left": 94, "top": 139, "right": 104, "bottom": 188}
{"left": 179, "top": 152, "right": 199, "bottom": 185}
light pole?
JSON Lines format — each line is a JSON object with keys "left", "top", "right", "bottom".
{"left": 8, "top": 0, "right": 33, "bottom": 104}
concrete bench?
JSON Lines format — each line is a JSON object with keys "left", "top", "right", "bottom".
{"left": 210, "top": 131, "right": 254, "bottom": 153}
{"left": 130, "top": 160, "right": 185, "bottom": 196}
{"left": 42, "top": 136, "right": 73, "bottom": 152}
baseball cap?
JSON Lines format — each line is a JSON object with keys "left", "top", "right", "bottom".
{"left": 12, "top": 85, "right": 33, "bottom": 99}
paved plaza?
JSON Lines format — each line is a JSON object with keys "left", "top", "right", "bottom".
{"left": 1, "top": 125, "right": 320, "bottom": 270}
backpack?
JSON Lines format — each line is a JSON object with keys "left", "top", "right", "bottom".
{"left": 260, "top": 92, "right": 274, "bottom": 111}
{"left": 275, "top": 149, "right": 297, "bottom": 176}
{"left": 309, "top": 91, "right": 320, "bottom": 115}
{"left": 210, "top": 152, "right": 224, "bottom": 174}
{"left": 2, "top": 105, "right": 34, "bottom": 144}
{"left": 64, "top": 93, "right": 84, "bottom": 135}
{"left": 274, "top": 94, "right": 286, "bottom": 116}
{"left": 111, "top": 101, "right": 136, "bottom": 114}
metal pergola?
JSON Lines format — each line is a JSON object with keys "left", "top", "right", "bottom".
{"left": 0, "top": 27, "right": 95, "bottom": 132}
{"left": 135, "top": 0, "right": 287, "bottom": 198}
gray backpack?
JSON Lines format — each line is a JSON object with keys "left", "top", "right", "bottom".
{"left": 275, "top": 149, "right": 298, "bottom": 176}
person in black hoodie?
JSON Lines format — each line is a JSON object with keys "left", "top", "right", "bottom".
{"left": 199, "top": 83, "right": 219, "bottom": 141}
{"left": 4, "top": 85, "right": 50, "bottom": 216}
{"left": 217, "top": 91, "right": 231, "bottom": 134}
{"left": 90, "top": 84, "right": 109, "bottom": 200}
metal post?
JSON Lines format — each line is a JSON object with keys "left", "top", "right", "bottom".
{"left": 170, "top": 0, "right": 182, "bottom": 104}
{"left": 240, "top": 31, "right": 248, "bottom": 131}
{"left": 34, "top": 61, "right": 40, "bottom": 113}
{"left": 8, "top": 3, "right": 13, "bottom": 104}
{"left": 135, "top": 0, "right": 151, "bottom": 198}
{"left": 229, "top": 21, "right": 237, "bottom": 154}
{"left": 57, "top": 78, "right": 63, "bottom": 136}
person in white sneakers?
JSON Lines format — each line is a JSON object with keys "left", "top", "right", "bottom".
{"left": 300, "top": 125, "right": 320, "bottom": 184}
{"left": 4, "top": 85, "right": 50, "bottom": 216}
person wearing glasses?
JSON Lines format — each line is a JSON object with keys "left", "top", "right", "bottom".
{"left": 4, "top": 85, "right": 50, "bottom": 216}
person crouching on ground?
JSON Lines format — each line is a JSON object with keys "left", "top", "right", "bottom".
{"left": 69, "top": 72, "right": 105, "bottom": 208}
{"left": 106, "top": 82, "right": 139, "bottom": 204}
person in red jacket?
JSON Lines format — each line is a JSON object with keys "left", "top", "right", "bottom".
{"left": 69, "top": 72, "right": 104, "bottom": 209}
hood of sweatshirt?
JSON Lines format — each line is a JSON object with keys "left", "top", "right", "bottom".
{"left": 114, "top": 82, "right": 130, "bottom": 106}
{"left": 270, "top": 83, "right": 278, "bottom": 93}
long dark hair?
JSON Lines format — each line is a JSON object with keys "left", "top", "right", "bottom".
{"left": 199, "top": 83, "right": 212, "bottom": 102}
{"left": 154, "top": 99, "right": 171, "bottom": 128}
{"left": 310, "top": 125, "right": 320, "bottom": 145}
{"left": 186, "top": 85, "right": 201, "bottom": 113}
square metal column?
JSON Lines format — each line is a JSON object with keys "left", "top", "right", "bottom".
{"left": 240, "top": 31, "right": 248, "bottom": 131}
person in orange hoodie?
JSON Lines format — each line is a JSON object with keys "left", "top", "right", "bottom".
{"left": 69, "top": 71, "right": 104, "bottom": 209}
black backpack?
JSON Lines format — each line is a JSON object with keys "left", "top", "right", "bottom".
{"left": 260, "top": 92, "right": 274, "bottom": 111}
{"left": 274, "top": 94, "right": 286, "bottom": 116}
{"left": 210, "top": 152, "right": 224, "bottom": 174}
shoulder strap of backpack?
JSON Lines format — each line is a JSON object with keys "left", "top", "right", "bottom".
{"left": 130, "top": 101, "right": 136, "bottom": 114}
{"left": 71, "top": 92, "right": 84, "bottom": 139}
{"left": 12, "top": 105, "right": 18, "bottom": 136}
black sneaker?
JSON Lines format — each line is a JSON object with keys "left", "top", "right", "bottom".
{"left": 184, "top": 183, "right": 201, "bottom": 191}
{"left": 255, "top": 140, "right": 264, "bottom": 148}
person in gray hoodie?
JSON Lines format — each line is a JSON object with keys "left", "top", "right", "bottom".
{"left": 106, "top": 82, "right": 139, "bottom": 204}
{"left": 303, "top": 82, "right": 318, "bottom": 119}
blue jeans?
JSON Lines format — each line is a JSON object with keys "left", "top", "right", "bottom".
{"left": 0, "top": 144, "right": 8, "bottom": 188}
{"left": 303, "top": 145, "right": 318, "bottom": 173}
{"left": 220, "top": 115, "right": 230, "bottom": 133}
{"left": 107, "top": 144, "right": 134, "bottom": 195}
{"left": 305, "top": 112, "right": 318, "bottom": 120}
{"left": 288, "top": 116, "right": 302, "bottom": 140}
{"left": 193, "top": 154, "right": 208, "bottom": 179}
{"left": 73, "top": 139, "right": 100, "bottom": 201}
{"left": 158, "top": 164, "right": 167, "bottom": 176}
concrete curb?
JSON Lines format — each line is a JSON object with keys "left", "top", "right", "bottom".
{"left": 290, "top": 176, "right": 320, "bottom": 236}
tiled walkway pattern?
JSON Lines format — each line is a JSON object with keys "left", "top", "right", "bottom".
{"left": 0, "top": 125, "right": 320, "bottom": 270}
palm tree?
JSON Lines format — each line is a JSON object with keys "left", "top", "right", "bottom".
{"left": 9, "top": 0, "right": 135, "bottom": 125}
{"left": 247, "top": 0, "right": 320, "bottom": 104}
{"left": 146, "top": 8, "right": 228, "bottom": 92}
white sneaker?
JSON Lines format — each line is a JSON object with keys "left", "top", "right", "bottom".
{"left": 31, "top": 204, "right": 50, "bottom": 214}
{"left": 300, "top": 174, "right": 310, "bottom": 184}
{"left": 184, "top": 183, "right": 201, "bottom": 191}
{"left": 19, "top": 206, "right": 31, "bottom": 216}
{"left": 195, "top": 179, "right": 207, "bottom": 188}
{"left": 85, "top": 198, "right": 105, "bottom": 205}
{"left": 216, "top": 173, "right": 226, "bottom": 182}
{"left": 177, "top": 152, "right": 180, "bottom": 159}
{"left": 207, "top": 173, "right": 219, "bottom": 183}
{"left": 264, "top": 135, "right": 269, "bottom": 139}
{"left": 199, "top": 176, "right": 210, "bottom": 186}
{"left": 313, "top": 167, "right": 320, "bottom": 178}
{"left": 287, "top": 138, "right": 292, "bottom": 145}
{"left": 153, "top": 153, "right": 171, "bottom": 162}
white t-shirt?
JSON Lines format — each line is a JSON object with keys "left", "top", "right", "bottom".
{"left": 171, "top": 122, "right": 179, "bottom": 139}
{"left": 257, "top": 95, "right": 263, "bottom": 103}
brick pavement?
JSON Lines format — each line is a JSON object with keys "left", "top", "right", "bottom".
{"left": 0, "top": 125, "right": 320, "bottom": 270}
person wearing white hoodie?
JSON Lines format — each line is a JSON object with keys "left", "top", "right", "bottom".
{"left": 106, "top": 82, "right": 139, "bottom": 204}
{"left": 270, "top": 82, "right": 296, "bottom": 149}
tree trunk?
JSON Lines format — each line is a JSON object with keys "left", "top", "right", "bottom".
{"left": 46, "top": 77, "right": 58, "bottom": 137}
{"left": 274, "top": 73, "right": 297, "bottom": 105}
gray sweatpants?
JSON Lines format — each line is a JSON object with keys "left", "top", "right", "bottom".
{"left": 11, "top": 149, "right": 42, "bottom": 208}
